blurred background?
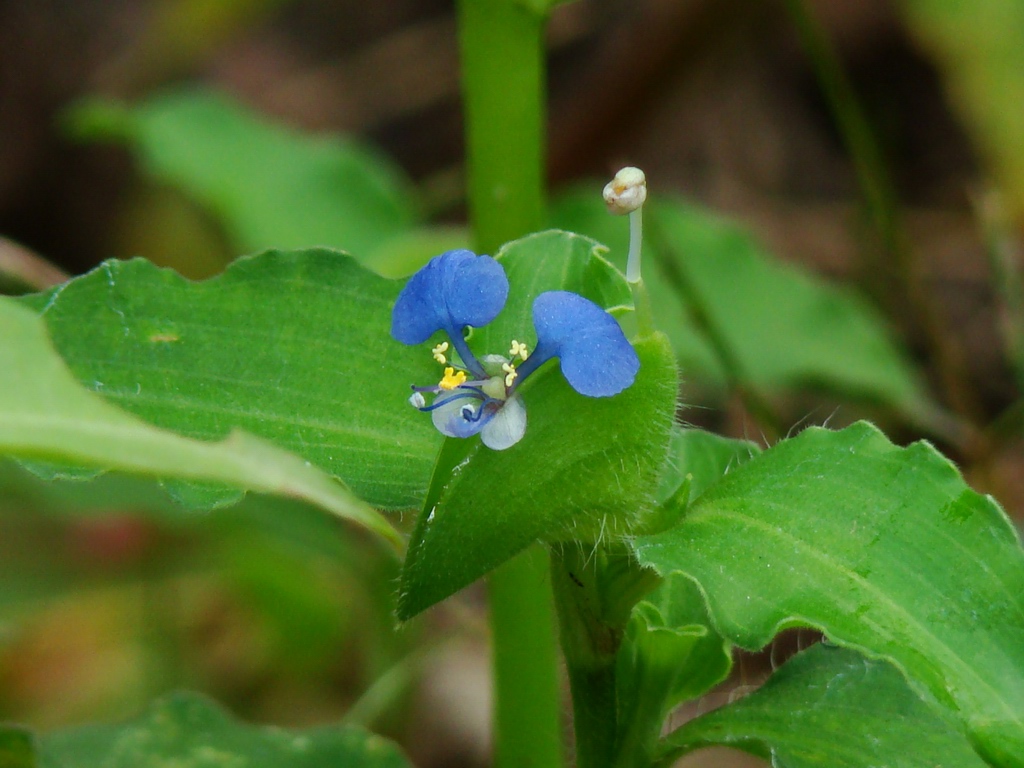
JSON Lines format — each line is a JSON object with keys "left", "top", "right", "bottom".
{"left": 1, "top": 0, "right": 1022, "bottom": 766}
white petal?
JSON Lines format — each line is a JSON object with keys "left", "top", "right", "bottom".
{"left": 481, "top": 394, "right": 527, "bottom": 450}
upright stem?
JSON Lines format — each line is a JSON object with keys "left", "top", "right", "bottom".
{"left": 459, "top": 0, "right": 546, "bottom": 254}
{"left": 549, "top": 543, "right": 658, "bottom": 768}
{"left": 490, "top": 549, "right": 564, "bottom": 768}
{"left": 457, "top": 2, "right": 564, "bottom": 767}
{"left": 550, "top": 546, "right": 622, "bottom": 768}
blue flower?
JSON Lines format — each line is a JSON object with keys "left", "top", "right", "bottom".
{"left": 392, "top": 250, "right": 640, "bottom": 450}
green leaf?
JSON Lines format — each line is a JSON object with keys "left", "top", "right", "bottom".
{"left": 0, "top": 297, "right": 399, "bottom": 545}
{"left": 396, "top": 230, "right": 678, "bottom": 619}
{"left": 661, "top": 643, "right": 989, "bottom": 768}
{"left": 630, "top": 574, "right": 732, "bottom": 706}
{"left": 656, "top": 427, "right": 761, "bottom": 505}
{"left": 634, "top": 421, "right": 1024, "bottom": 766}
{"left": 19, "top": 249, "right": 440, "bottom": 510}
{"left": 615, "top": 431, "right": 751, "bottom": 763}
{"left": 36, "top": 691, "right": 411, "bottom": 767}
{"left": 650, "top": 202, "right": 930, "bottom": 413}
{"left": 68, "top": 89, "right": 418, "bottom": 259}
{"left": 615, "top": 574, "right": 732, "bottom": 766}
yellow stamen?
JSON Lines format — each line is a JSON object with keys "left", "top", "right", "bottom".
{"left": 439, "top": 367, "right": 467, "bottom": 390}
{"left": 509, "top": 339, "right": 529, "bottom": 361}
{"left": 502, "top": 362, "right": 517, "bottom": 388}
{"left": 432, "top": 341, "right": 450, "bottom": 364}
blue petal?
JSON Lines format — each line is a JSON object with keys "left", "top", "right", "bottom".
{"left": 523, "top": 291, "right": 639, "bottom": 397}
{"left": 391, "top": 250, "right": 509, "bottom": 344}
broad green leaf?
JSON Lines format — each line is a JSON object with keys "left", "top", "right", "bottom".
{"left": 901, "top": 0, "right": 1024, "bottom": 225}
{"left": 615, "top": 574, "right": 732, "bottom": 766}
{"left": 634, "top": 421, "right": 1024, "bottom": 766}
{"left": 661, "top": 643, "right": 988, "bottom": 768}
{"left": 36, "top": 691, "right": 411, "bottom": 767}
{"left": 656, "top": 427, "right": 761, "bottom": 505}
{"left": 0, "top": 298, "right": 399, "bottom": 545}
{"left": 19, "top": 249, "right": 440, "bottom": 509}
{"left": 68, "top": 89, "right": 418, "bottom": 259}
{"left": 396, "top": 232, "right": 678, "bottom": 618}
{"left": 650, "top": 202, "right": 930, "bottom": 414}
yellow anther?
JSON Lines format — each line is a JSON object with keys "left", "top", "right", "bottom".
{"left": 432, "top": 341, "right": 450, "bottom": 364}
{"left": 509, "top": 339, "right": 529, "bottom": 361}
{"left": 438, "top": 367, "right": 467, "bottom": 391}
{"left": 502, "top": 362, "right": 518, "bottom": 388}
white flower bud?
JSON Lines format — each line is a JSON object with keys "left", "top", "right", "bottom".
{"left": 603, "top": 167, "right": 647, "bottom": 215}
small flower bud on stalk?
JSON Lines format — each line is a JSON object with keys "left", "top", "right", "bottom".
{"left": 603, "top": 166, "right": 647, "bottom": 215}
{"left": 604, "top": 167, "right": 654, "bottom": 333}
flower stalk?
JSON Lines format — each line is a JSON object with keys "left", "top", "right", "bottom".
{"left": 605, "top": 167, "right": 656, "bottom": 336}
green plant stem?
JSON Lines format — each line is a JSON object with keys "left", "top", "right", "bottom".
{"left": 459, "top": 0, "right": 547, "bottom": 254}
{"left": 550, "top": 545, "right": 621, "bottom": 768}
{"left": 457, "top": 2, "right": 564, "bottom": 768}
{"left": 490, "top": 549, "right": 564, "bottom": 768}
{"left": 550, "top": 544, "right": 658, "bottom": 768}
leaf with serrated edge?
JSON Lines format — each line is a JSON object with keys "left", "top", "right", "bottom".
{"left": 38, "top": 691, "right": 410, "bottom": 768}
{"left": 661, "top": 644, "right": 988, "bottom": 768}
{"left": 19, "top": 249, "right": 440, "bottom": 510}
{"left": 634, "top": 421, "right": 1024, "bottom": 766}
{"left": 0, "top": 297, "right": 399, "bottom": 546}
